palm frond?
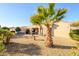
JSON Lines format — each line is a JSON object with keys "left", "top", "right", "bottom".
{"left": 37, "top": 6, "right": 49, "bottom": 19}
{"left": 37, "top": 6, "right": 45, "bottom": 14}
{"left": 49, "top": 3, "right": 55, "bottom": 10}
{"left": 50, "top": 8, "right": 67, "bottom": 21}
{"left": 30, "top": 3, "right": 68, "bottom": 27}
{"left": 56, "top": 16, "right": 65, "bottom": 22}
{"left": 56, "top": 8, "right": 67, "bottom": 17}
{"left": 30, "top": 15, "right": 42, "bottom": 25}
{"left": 48, "top": 3, "right": 55, "bottom": 17}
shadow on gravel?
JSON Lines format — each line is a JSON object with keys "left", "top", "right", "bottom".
{"left": 5, "top": 43, "right": 41, "bottom": 55}
{"left": 52, "top": 44, "right": 75, "bottom": 49}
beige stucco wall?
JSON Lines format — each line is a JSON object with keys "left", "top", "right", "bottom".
{"left": 54, "top": 21, "right": 71, "bottom": 39}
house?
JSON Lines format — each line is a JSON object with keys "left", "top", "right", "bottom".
{"left": 20, "top": 25, "right": 47, "bottom": 35}
{"left": 9, "top": 21, "right": 73, "bottom": 39}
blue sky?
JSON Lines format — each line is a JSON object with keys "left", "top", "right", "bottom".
{"left": 0, "top": 3, "right": 79, "bottom": 27}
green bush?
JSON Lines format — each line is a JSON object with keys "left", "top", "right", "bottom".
{"left": 2, "top": 27, "right": 10, "bottom": 31}
{"left": 0, "top": 30, "right": 5, "bottom": 50}
{"left": 0, "top": 43, "right": 5, "bottom": 51}
{"left": 15, "top": 27, "right": 21, "bottom": 32}
{"left": 0, "top": 35, "right": 5, "bottom": 51}
{"left": 0, "top": 35, "right": 3, "bottom": 41}
{"left": 69, "top": 29, "right": 79, "bottom": 41}
{"left": 26, "top": 29, "right": 30, "bottom": 34}
{"left": 0, "top": 28, "right": 15, "bottom": 45}
{"left": 0, "top": 28, "right": 15, "bottom": 50}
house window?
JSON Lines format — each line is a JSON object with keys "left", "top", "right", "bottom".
{"left": 32, "top": 28, "right": 38, "bottom": 35}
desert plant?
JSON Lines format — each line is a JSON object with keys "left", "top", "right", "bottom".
{"left": 15, "top": 27, "right": 21, "bottom": 33}
{"left": 0, "top": 29, "right": 5, "bottom": 50}
{"left": 0, "top": 27, "right": 15, "bottom": 50}
{"left": 30, "top": 3, "right": 67, "bottom": 47}
{"left": 69, "top": 29, "right": 79, "bottom": 41}
{"left": 0, "top": 43, "right": 5, "bottom": 51}
{"left": 3, "top": 30, "right": 15, "bottom": 45}
{"left": 0, "top": 28, "right": 15, "bottom": 45}
{"left": 2, "top": 27, "right": 10, "bottom": 31}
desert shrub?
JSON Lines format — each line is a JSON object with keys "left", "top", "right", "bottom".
{"left": 0, "top": 34, "right": 5, "bottom": 51}
{"left": 69, "top": 29, "right": 79, "bottom": 41}
{"left": 2, "top": 27, "right": 10, "bottom": 31}
{"left": 0, "top": 35, "right": 3, "bottom": 41}
{"left": 0, "top": 28, "right": 15, "bottom": 50}
{"left": 3, "top": 30, "right": 15, "bottom": 44}
{"left": 26, "top": 29, "right": 30, "bottom": 34}
{"left": 0, "top": 43, "right": 5, "bottom": 51}
{"left": 0, "top": 28, "right": 15, "bottom": 45}
{"left": 15, "top": 27, "right": 21, "bottom": 32}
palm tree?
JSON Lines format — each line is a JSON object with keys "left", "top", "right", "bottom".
{"left": 30, "top": 3, "right": 67, "bottom": 47}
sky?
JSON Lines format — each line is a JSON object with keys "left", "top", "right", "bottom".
{"left": 0, "top": 3, "right": 79, "bottom": 27}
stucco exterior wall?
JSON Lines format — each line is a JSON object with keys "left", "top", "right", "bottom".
{"left": 54, "top": 21, "right": 71, "bottom": 39}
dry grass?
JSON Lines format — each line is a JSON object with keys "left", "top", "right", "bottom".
{"left": 0, "top": 36, "right": 79, "bottom": 56}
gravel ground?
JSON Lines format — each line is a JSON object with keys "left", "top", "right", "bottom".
{"left": 0, "top": 36, "right": 79, "bottom": 56}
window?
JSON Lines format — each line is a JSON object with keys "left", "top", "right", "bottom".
{"left": 32, "top": 28, "right": 38, "bottom": 35}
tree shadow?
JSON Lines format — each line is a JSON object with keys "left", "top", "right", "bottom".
{"left": 5, "top": 43, "right": 41, "bottom": 55}
{"left": 52, "top": 44, "right": 75, "bottom": 49}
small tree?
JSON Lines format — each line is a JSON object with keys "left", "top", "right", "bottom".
{"left": 0, "top": 28, "right": 15, "bottom": 45}
{"left": 4, "top": 31, "right": 15, "bottom": 44}
{"left": 15, "top": 27, "right": 21, "bottom": 32}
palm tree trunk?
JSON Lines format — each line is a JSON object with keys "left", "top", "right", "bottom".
{"left": 41, "top": 26, "right": 43, "bottom": 36}
{"left": 39, "top": 25, "right": 43, "bottom": 36}
{"left": 39, "top": 25, "right": 41, "bottom": 35}
{"left": 45, "top": 25, "right": 53, "bottom": 47}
